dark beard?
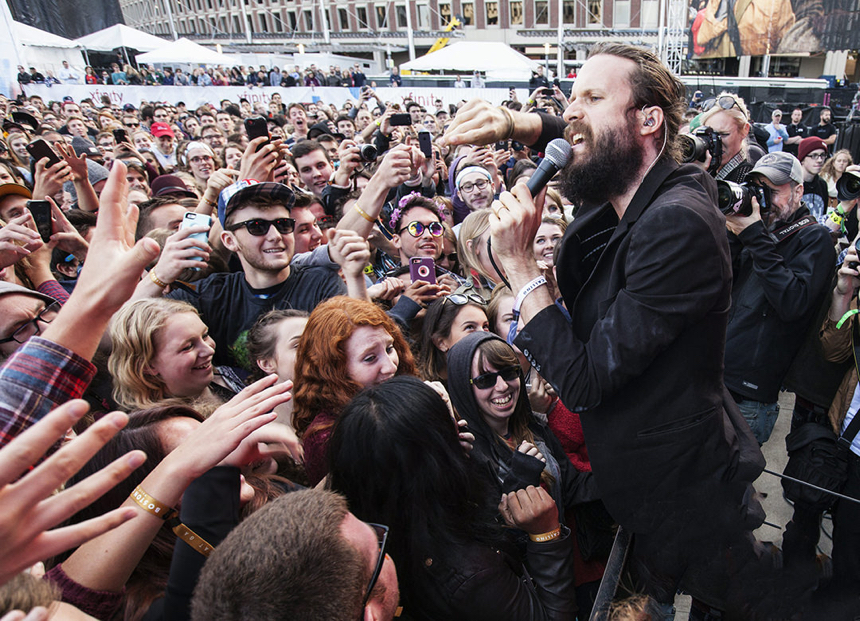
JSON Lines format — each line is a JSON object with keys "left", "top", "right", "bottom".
{"left": 559, "top": 121, "right": 646, "bottom": 208}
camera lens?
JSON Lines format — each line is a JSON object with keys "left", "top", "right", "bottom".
{"left": 838, "top": 171, "right": 860, "bottom": 201}
{"left": 359, "top": 144, "right": 378, "bottom": 162}
{"left": 716, "top": 180, "right": 753, "bottom": 217}
{"left": 679, "top": 134, "right": 707, "bottom": 163}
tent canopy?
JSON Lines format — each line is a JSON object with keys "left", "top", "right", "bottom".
{"left": 400, "top": 42, "right": 539, "bottom": 79}
{"left": 15, "top": 22, "right": 81, "bottom": 49}
{"left": 135, "top": 38, "right": 233, "bottom": 66}
{"left": 75, "top": 24, "right": 167, "bottom": 52}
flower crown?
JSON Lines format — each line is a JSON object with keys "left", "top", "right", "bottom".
{"left": 388, "top": 191, "right": 445, "bottom": 230}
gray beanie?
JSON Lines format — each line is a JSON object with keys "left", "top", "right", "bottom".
{"left": 63, "top": 159, "right": 111, "bottom": 201}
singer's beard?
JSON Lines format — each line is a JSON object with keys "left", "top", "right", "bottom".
{"left": 559, "top": 119, "right": 646, "bottom": 209}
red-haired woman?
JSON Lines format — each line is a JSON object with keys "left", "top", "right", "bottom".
{"left": 292, "top": 296, "right": 416, "bottom": 485}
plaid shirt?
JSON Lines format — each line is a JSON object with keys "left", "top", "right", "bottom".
{"left": 0, "top": 337, "right": 96, "bottom": 449}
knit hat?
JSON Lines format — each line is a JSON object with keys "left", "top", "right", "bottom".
{"left": 0, "top": 281, "right": 56, "bottom": 306}
{"left": 63, "top": 160, "right": 110, "bottom": 201}
{"left": 71, "top": 136, "right": 101, "bottom": 159}
{"left": 797, "top": 137, "right": 828, "bottom": 162}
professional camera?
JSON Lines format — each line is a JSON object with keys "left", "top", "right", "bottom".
{"left": 679, "top": 126, "right": 723, "bottom": 174}
{"left": 836, "top": 170, "right": 860, "bottom": 201}
{"left": 716, "top": 180, "right": 770, "bottom": 217}
{"left": 358, "top": 143, "right": 378, "bottom": 163}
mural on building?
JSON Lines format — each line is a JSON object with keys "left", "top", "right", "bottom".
{"left": 689, "top": 0, "right": 860, "bottom": 58}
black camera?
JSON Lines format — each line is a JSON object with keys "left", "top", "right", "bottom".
{"left": 836, "top": 170, "right": 860, "bottom": 201}
{"left": 716, "top": 180, "right": 770, "bottom": 217}
{"left": 358, "top": 144, "right": 378, "bottom": 163}
{"left": 679, "top": 126, "right": 723, "bottom": 175}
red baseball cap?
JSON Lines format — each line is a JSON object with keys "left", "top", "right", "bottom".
{"left": 150, "top": 122, "right": 174, "bottom": 138}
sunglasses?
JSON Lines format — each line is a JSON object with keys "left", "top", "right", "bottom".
{"left": 446, "top": 292, "right": 486, "bottom": 307}
{"left": 470, "top": 365, "right": 521, "bottom": 390}
{"left": 226, "top": 217, "right": 295, "bottom": 236}
{"left": 702, "top": 95, "right": 748, "bottom": 120}
{"left": 359, "top": 523, "right": 389, "bottom": 612}
{"left": 400, "top": 221, "right": 443, "bottom": 238}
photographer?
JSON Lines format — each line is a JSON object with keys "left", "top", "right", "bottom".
{"left": 724, "top": 152, "right": 835, "bottom": 444}
{"left": 698, "top": 92, "right": 753, "bottom": 182}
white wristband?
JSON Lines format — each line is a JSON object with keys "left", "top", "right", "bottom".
{"left": 513, "top": 276, "right": 547, "bottom": 313}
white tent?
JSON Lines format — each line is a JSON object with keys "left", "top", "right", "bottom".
{"left": 75, "top": 24, "right": 167, "bottom": 53}
{"left": 135, "top": 38, "right": 234, "bottom": 66}
{"left": 400, "top": 41, "right": 539, "bottom": 80}
{"left": 13, "top": 22, "right": 85, "bottom": 76}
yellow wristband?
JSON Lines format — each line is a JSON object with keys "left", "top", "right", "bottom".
{"left": 529, "top": 526, "right": 562, "bottom": 543}
{"left": 149, "top": 270, "right": 170, "bottom": 289}
{"left": 130, "top": 485, "right": 177, "bottom": 520}
{"left": 354, "top": 204, "right": 375, "bottom": 223}
{"left": 829, "top": 211, "right": 845, "bottom": 226}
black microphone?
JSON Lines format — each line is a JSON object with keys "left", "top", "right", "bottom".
{"left": 525, "top": 138, "right": 572, "bottom": 197}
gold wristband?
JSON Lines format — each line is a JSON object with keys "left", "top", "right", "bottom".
{"left": 354, "top": 204, "right": 375, "bottom": 223}
{"left": 170, "top": 519, "right": 214, "bottom": 557}
{"left": 201, "top": 196, "right": 216, "bottom": 208}
{"left": 130, "top": 485, "right": 177, "bottom": 520}
{"left": 498, "top": 106, "right": 515, "bottom": 140}
{"left": 529, "top": 526, "right": 562, "bottom": 543}
{"left": 149, "top": 270, "right": 170, "bottom": 289}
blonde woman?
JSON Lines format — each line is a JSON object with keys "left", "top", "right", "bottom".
{"left": 108, "top": 298, "right": 244, "bottom": 412}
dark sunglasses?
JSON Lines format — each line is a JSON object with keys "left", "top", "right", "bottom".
{"left": 399, "top": 221, "right": 443, "bottom": 238}
{"left": 226, "top": 217, "right": 295, "bottom": 236}
{"left": 702, "top": 95, "right": 748, "bottom": 119}
{"left": 359, "top": 523, "right": 389, "bottom": 612}
{"left": 470, "top": 365, "right": 521, "bottom": 390}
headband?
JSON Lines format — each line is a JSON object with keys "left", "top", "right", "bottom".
{"left": 456, "top": 165, "right": 493, "bottom": 190}
{"left": 185, "top": 141, "right": 215, "bottom": 160}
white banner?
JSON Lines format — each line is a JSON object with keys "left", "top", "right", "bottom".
{"left": 23, "top": 84, "right": 525, "bottom": 111}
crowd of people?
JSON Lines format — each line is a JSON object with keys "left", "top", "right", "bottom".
{"left": 1, "top": 42, "right": 860, "bottom": 621}
{"left": 17, "top": 61, "right": 378, "bottom": 88}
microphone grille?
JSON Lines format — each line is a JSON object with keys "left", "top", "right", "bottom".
{"left": 544, "top": 138, "right": 572, "bottom": 168}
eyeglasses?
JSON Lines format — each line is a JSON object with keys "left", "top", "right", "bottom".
{"left": 226, "top": 218, "right": 295, "bottom": 236}
{"left": 458, "top": 178, "right": 490, "bottom": 193}
{"left": 470, "top": 365, "right": 521, "bottom": 390}
{"left": 702, "top": 95, "right": 748, "bottom": 120}
{"left": 805, "top": 152, "right": 827, "bottom": 161}
{"left": 360, "top": 523, "right": 389, "bottom": 611}
{"left": 399, "top": 221, "right": 443, "bottom": 238}
{"left": 189, "top": 155, "right": 213, "bottom": 164}
{"left": 0, "top": 301, "right": 60, "bottom": 345}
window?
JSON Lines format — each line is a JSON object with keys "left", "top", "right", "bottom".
{"left": 563, "top": 0, "right": 575, "bottom": 23}
{"left": 260, "top": 13, "right": 269, "bottom": 31}
{"left": 207, "top": 0, "right": 212, "bottom": 8}
{"left": 396, "top": 4, "right": 407, "bottom": 27}
{"left": 613, "top": 0, "right": 630, "bottom": 27}
{"left": 641, "top": 0, "right": 658, "bottom": 27}
{"left": 376, "top": 5, "right": 387, "bottom": 27}
{"left": 486, "top": 1, "right": 498, "bottom": 25}
{"left": 417, "top": 3, "right": 430, "bottom": 28}
{"left": 535, "top": 0, "right": 548, "bottom": 24}
{"left": 587, "top": 0, "right": 601, "bottom": 25}
{"left": 461, "top": 1, "right": 474, "bottom": 25}
{"left": 234, "top": 15, "right": 243, "bottom": 31}
{"left": 339, "top": 7, "right": 349, "bottom": 28}
{"left": 357, "top": 6, "right": 368, "bottom": 27}
{"left": 275, "top": 10, "right": 284, "bottom": 31}
{"left": 439, "top": 2, "right": 452, "bottom": 25}
{"left": 303, "top": 9, "right": 313, "bottom": 29}
{"left": 510, "top": 0, "right": 523, "bottom": 24}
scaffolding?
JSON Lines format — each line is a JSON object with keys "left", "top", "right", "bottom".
{"left": 661, "top": 0, "right": 687, "bottom": 75}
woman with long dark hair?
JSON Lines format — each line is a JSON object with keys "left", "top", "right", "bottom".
{"left": 329, "top": 376, "right": 577, "bottom": 620}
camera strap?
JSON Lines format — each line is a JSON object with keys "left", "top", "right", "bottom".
{"left": 771, "top": 214, "right": 817, "bottom": 245}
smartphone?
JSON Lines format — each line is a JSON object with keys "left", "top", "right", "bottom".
{"left": 418, "top": 130, "right": 433, "bottom": 159}
{"left": 409, "top": 257, "right": 436, "bottom": 284}
{"left": 244, "top": 116, "right": 269, "bottom": 150}
{"left": 390, "top": 113, "right": 412, "bottom": 127}
{"left": 27, "top": 200, "right": 53, "bottom": 242}
{"left": 180, "top": 212, "right": 212, "bottom": 267}
{"left": 26, "top": 139, "right": 62, "bottom": 168}
{"left": 113, "top": 128, "right": 128, "bottom": 144}
{"left": 495, "top": 140, "right": 509, "bottom": 151}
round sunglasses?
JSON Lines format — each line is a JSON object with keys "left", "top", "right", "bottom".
{"left": 399, "top": 221, "right": 443, "bottom": 238}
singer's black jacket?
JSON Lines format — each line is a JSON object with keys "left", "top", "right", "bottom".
{"left": 515, "top": 157, "right": 765, "bottom": 535}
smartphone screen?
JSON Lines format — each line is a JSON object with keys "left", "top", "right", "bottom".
{"left": 27, "top": 200, "right": 53, "bottom": 242}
